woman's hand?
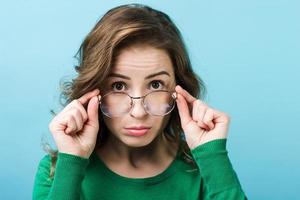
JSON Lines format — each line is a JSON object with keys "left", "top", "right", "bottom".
{"left": 49, "top": 89, "right": 100, "bottom": 158}
{"left": 175, "top": 85, "right": 230, "bottom": 150}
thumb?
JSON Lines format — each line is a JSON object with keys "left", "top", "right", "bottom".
{"left": 86, "top": 96, "right": 99, "bottom": 126}
{"left": 176, "top": 93, "right": 192, "bottom": 127}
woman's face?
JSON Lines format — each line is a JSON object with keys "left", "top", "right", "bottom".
{"left": 102, "top": 44, "right": 176, "bottom": 148}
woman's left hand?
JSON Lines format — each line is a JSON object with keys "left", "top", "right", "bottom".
{"left": 175, "top": 85, "right": 230, "bottom": 150}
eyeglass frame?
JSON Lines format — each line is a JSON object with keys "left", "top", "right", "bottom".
{"left": 98, "top": 90, "right": 177, "bottom": 118}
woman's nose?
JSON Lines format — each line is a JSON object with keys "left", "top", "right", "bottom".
{"left": 129, "top": 98, "right": 148, "bottom": 118}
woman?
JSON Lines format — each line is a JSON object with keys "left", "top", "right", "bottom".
{"left": 33, "top": 4, "right": 247, "bottom": 199}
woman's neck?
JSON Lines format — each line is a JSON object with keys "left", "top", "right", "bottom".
{"left": 96, "top": 132, "right": 178, "bottom": 178}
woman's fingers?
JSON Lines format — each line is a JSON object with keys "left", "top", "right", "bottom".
{"left": 48, "top": 89, "right": 101, "bottom": 158}
{"left": 176, "top": 93, "right": 192, "bottom": 126}
{"left": 72, "top": 100, "right": 88, "bottom": 122}
{"left": 64, "top": 96, "right": 99, "bottom": 134}
{"left": 202, "top": 108, "right": 215, "bottom": 130}
{"left": 193, "top": 100, "right": 207, "bottom": 129}
{"left": 76, "top": 89, "right": 100, "bottom": 124}
{"left": 64, "top": 115, "right": 78, "bottom": 134}
{"left": 86, "top": 96, "right": 99, "bottom": 127}
{"left": 61, "top": 109, "right": 83, "bottom": 134}
{"left": 52, "top": 89, "right": 100, "bottom": 135}
{"left": 175, "top": 85, "right": 197, "bottom": 104}
{"left": 176, "top": 85, "right": 216, "bottom": 131}
{"left": 175, "top": 85, "right": 198, "bottom": 126}
{"left": 72, "top": 109, "right": 84, "bottom": 131}
{"left": 175, "top": 85, "right": 231, "bottom": 148}
{"left": 63, "top": 89, "right": 99, "bottom": 114}
{"left": 78, "top": 89, "right": 100, "bottom": 105}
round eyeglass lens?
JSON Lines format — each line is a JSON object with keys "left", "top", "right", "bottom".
{"left": 144, "top": 91, "right": 175, "bottom": 116}
{"left": 100, "top": 92, "right": 131, "bottom": 117}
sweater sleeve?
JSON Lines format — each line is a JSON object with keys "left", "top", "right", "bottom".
{"left": 32, "top": 152, "right": 89, "bottom": 200}
{"left": 191, "top": 139, "right": 247, "bottom": 200}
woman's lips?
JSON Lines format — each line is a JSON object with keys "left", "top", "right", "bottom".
{"left": 124, "top": 127, "right": 151, "bottom": 136}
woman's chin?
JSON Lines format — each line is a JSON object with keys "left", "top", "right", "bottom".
{"left": 119, "top": 135, "right": 156, "bottom": 148}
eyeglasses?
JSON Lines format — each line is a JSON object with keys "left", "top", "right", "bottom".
{"left": 98, "top": 90, "right": 177, "bottom": 118}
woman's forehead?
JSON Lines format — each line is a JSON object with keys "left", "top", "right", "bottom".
{"left": 113, "top": 45, "right": 173, "bottom": 71}
{"left": 112, "top": 64, "right": 172, "bottom": 74}
{"left": 108, "top": 67, "right": 172, "bottom": 81}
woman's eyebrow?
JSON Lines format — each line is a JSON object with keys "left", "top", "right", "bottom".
{"left": 108, "top": 71, "right": 170, "bottom": 80}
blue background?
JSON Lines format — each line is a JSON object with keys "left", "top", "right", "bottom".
{"left": 0, "top": 0, "right": 299, "bottom": 199}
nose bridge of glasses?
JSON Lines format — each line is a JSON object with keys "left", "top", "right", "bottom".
{"left": 129, "top": 93, "right": 148, "bottom": 105}
{"left": 131, "top": 96, "right": 144, "bottom": 100}
{"left": 130, "top": 95, "right": 147, "bottom": 109}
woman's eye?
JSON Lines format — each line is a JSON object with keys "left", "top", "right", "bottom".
{"left": 111, "top": 81, "right": 126, "bottom": 91}
{"left": 150, "top": 80, "right": 164, "bottom": 90}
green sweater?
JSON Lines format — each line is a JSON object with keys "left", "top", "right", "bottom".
{"left": 33, "top": 139, "right": 247, "bottom": 199}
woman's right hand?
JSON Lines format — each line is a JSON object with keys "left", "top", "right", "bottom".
{"left": 49, "top": 89, "right": 100, "bottom": 158}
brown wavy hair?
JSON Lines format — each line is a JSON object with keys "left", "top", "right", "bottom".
{"left": 46, "top": 3, "right": 206, "bottom": 178}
